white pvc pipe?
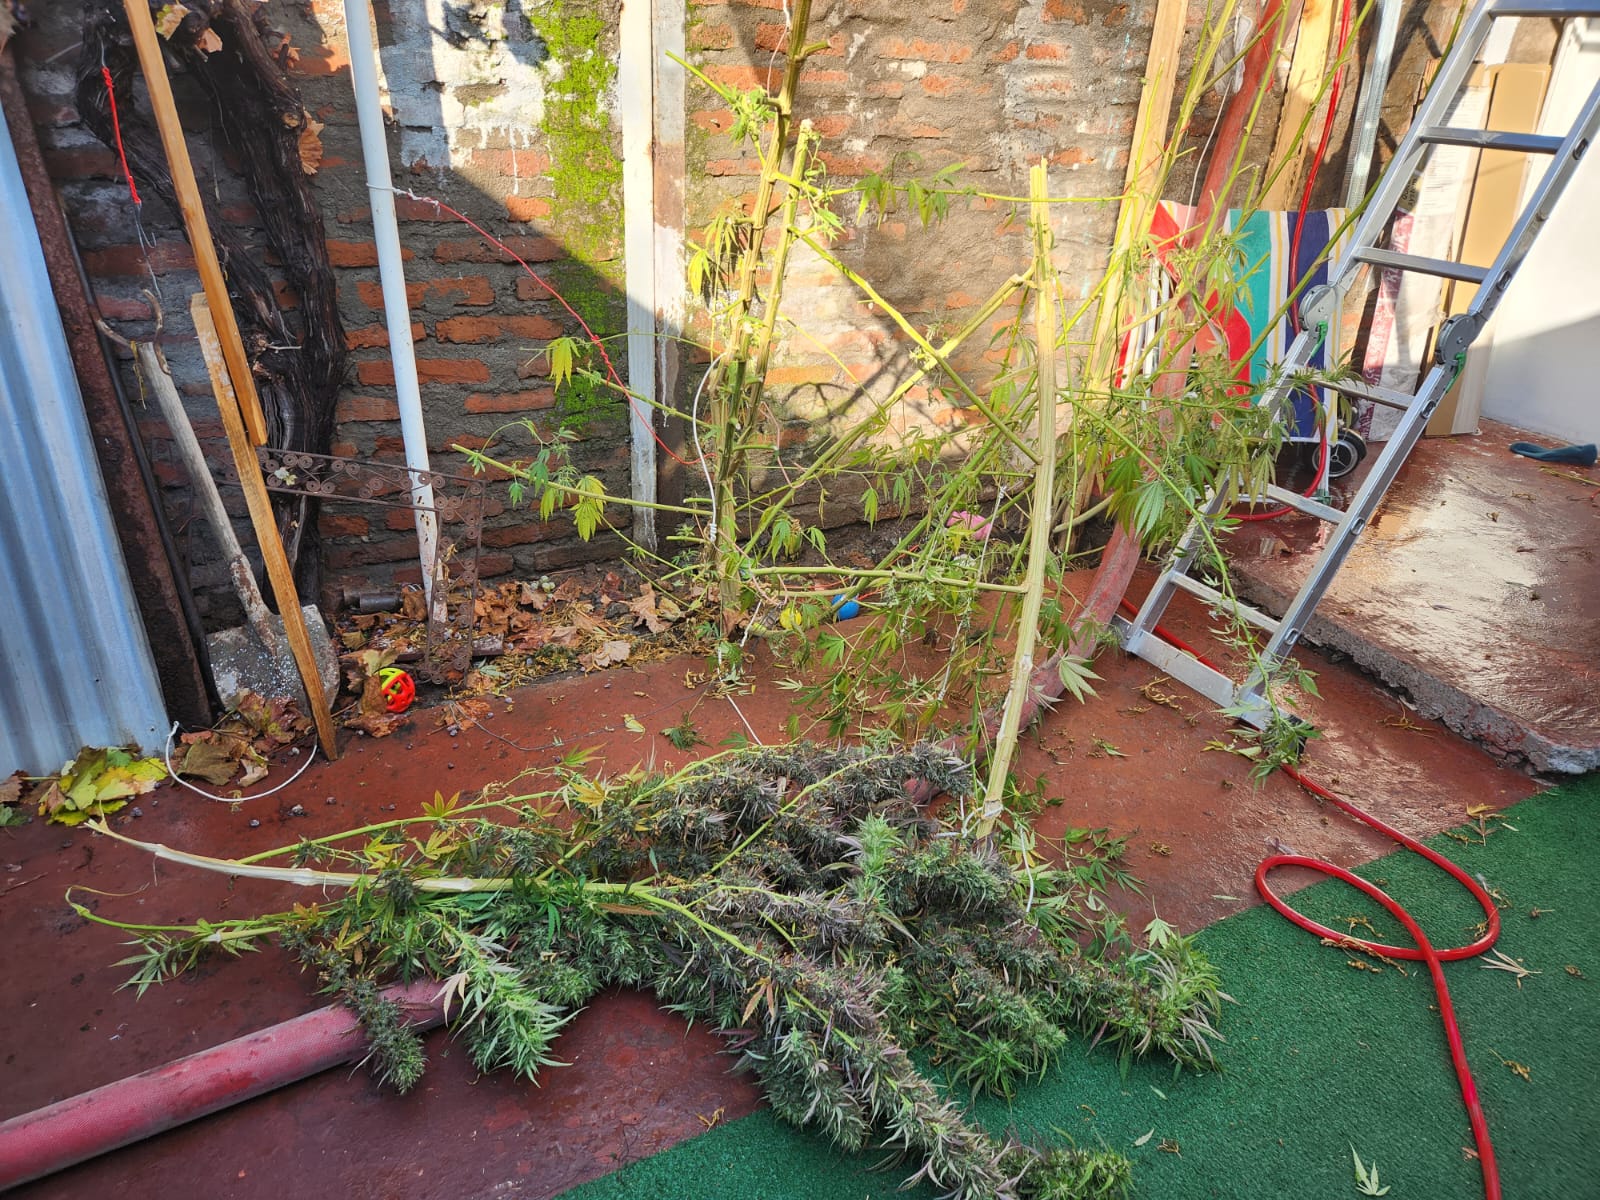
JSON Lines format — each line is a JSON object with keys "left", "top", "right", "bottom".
{"left": 620, "top": 0, "right": 659, "bottom": 549}
{"left": 341, "top": 0, "right": 441, "bottom": 605}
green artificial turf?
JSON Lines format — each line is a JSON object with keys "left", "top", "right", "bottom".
{"left": 561, "top": 777, "right": 1599, "bottom": 1199}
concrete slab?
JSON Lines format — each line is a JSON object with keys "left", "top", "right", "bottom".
{"left": 1228, "top": 420, "right": 1600, "bottom": 773}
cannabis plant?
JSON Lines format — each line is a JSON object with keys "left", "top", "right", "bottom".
{"left": 92, "top": 743, "right": 1225, "bottom": 1199}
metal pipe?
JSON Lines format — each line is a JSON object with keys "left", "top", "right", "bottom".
{"left": 0, "top": 982, "right": 444, "bottom": 1190}
{"left": 341, "top": 0, "right": 442, "bottom": 608}
{"left": 1343, "top": 0, "right": 1403, "bottom": 207}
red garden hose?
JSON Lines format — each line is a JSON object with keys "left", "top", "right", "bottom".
{"left": 1118, "top": 598, "right": 1503, "bottom": 1199}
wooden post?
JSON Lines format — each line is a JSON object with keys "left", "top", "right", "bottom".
{"left": 122, "top": 0, "right": 269, "bottom": 444}
{"left": 191, "top": 294, "right": 338, "bottom": 759}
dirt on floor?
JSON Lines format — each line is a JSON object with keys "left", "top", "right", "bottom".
{"left": 0, "top": 570, "right": 1539, "bottom": 1200}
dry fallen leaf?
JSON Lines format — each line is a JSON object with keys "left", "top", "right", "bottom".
{"left": 155, "top": 4, "right": 190, "bottom": 39}
{"left": 196, "top": 27, "right": 223, "bottom": 54}
{"left": 297, "top": 114, "right": 325, "bottom": 175}
{"left": 579, "top": 640, "right": 632, "bottom": 671}
{"left": 628, "top": 584, "right": 671, "bottom": 634}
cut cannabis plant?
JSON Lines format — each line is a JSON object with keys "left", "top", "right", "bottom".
{"left": 89, "top": 743, "right": 1225, "bottom": 1199}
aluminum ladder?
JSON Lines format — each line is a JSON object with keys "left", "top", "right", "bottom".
{"left": 1115, "top": 0, "right": 1600, "bottom": 727}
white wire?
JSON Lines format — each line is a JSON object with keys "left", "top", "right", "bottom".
{"left": 691, "top": 351, "right": 728, "bottom": 540}
{"left": 163, "top": 720, "right": 320, "bottom": 803}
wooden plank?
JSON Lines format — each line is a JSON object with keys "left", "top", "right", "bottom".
{"left": 191, "top": 293, "right": 339, "bottom": 759}
{"left": 1115, "top": 0, "right": 1189, "bottom": 263}
{"left": 1086, "top": 0, "right": 1188, "bottom": 390}
{"left": 1261, "top": 0, "right": 1336, "bottom": 210}
{"left": 123, "top": 0, "right": 269, "bottom": 444}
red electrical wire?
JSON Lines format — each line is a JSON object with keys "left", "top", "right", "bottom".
{"left": 391, "top": 187, "right": 701, "bottom": 468}
{"left": 1235, "top": 0, "right": 1355, "bottom": 522}
{"left": 1114, "top": 597, "right": 1502, "bottom": 1199}
{"left": 101, "top": 67, "right": 141, "bottom": 207}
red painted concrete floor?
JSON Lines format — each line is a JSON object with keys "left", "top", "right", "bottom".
{"left": 1229, "top": 420, "right": 1600, "bottom": 773}
{"left": 1, "top": 585, "right": 1539, "bottom": 1200}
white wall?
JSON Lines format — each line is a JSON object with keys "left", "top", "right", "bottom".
{"left": 1480, "top": 21, "right": 1600, "bottom": 445}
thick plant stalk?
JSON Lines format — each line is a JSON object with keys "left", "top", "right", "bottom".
{"left": 975, "top": 163, "right": 1057, "bottom": 837}
{"left": 707, "top": 0, "right": 815, "bottom": 629}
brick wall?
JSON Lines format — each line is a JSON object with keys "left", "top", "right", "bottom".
{"left": 16, "top": 0, "right": 1471, "bottom": 626}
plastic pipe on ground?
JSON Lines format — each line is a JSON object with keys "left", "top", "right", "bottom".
{"left": 0, "top": 981, "right": 443, "bottom": 1191}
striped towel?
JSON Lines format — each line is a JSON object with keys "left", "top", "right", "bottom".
{"left": 1119, "top": 202, "right": 1349, "bottom": 439}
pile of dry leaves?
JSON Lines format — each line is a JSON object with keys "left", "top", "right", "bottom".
{"left": 334, "top": 568, "right": 699, "bottom": 723}
{"left": 173, "top": 690, "right": 313, "bottom": 787}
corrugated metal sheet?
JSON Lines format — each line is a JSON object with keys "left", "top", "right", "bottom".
{"left": 0, "top": 124, "right": 167, "bottom": 775}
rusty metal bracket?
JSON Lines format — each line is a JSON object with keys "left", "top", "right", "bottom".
{"left": 254, "top": 450, "right": 486, "bottom": 683}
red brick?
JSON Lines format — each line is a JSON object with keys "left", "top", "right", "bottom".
{"left": 325, "top": 239, "right": 414, "bottom": 267}
{"left": 320, "top": 514, "right": 370, "bottom": 537}
{"left": 330, "top": 441, "right": 358, "bottom": 458}
{"left": 864, "top": 80, "right": 904, "bottom": 98}
{"left": 815, "top": 151, "right": 887, "bottom": 176}
{"left": 42, "top": 147, "right": 120, "bottom": 180}
{"left": 481, "top": 520, "right": 568, "bottom": 548}
{"left": 433, "top": 236, "right": 561, "bottom": 265}
{"left": 705, "top": 157, "right": 762, "bottom": 176}
{"left": 292, "top": 45, "right": 351, "bottom": 78}
{"left": 505, "top": 195, "right": 552, "bottom": 222}
{"left": 702, "top": 65, "right": 782, "bottom": 91}
{"left": 921, "top": 75, "right": 992, "bottom": 97}
{"left": 691, "top": 109, "right": 737, "bottom": 134}
{"left": 1026, "top": 43, "right": 1070, "bottom": 60}
{"left": 345, "top": 321, "right": 425, "bottom": 350}
{"left": 436, "top": 314, "right": 563, "bottom": 344}
{"left": 355, "top": 358, "right": 492, "bottom": 386}
{"left": 764, "top": 364, "right": 836, "bottom": 386}
{"left": 335, "top": 394, "right": 400, "bottom": 423}
{"left": 689, "top": 22, "right": 736, "bottom": 49}
{"left": 880, "top": 38, "right": 972, "bottom": 63}
{"left": 810, "top": 114, "right": 852, "bottom": 138}
{"left": 464, "top": 148, "right": 552, "bottom": 176}
{"left": 1043, "top": 0, "right": 1088, "bottom": 20}
{"left": 326, "top": 537, "right": 426, "bottom": 570}
{"left": 463, "top": 390, "right": 557, "bottom": 414}
{"left": 355, "top": 276, "right": 495, "bottom": 309}
{"left": 1049, "top": 146, "right": 1095, "bottom": 167}
{"left": 83, "top": 242, "right": 198, "bottom": 276}
{"left": 336, "top": 194, "right": 456, "bottom": 223}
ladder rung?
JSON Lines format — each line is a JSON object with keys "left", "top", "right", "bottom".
{"left": 1263, "top": 484, "right": 1345, "bottom": 524}
{"left": 1169, "top": 574, "right": 1282, "bottom": 634}
{"left": 1317, "top": 377, "right": 1416, "bottom": 411}
{"left": 1355, "top": 248, "right": 1489, "bottom": 285}
{"left": 1490, "top": 1, "right": 1600, "bottom": 16}
{"left": 1417, "top": 125, "right": 1566, "bottom": 154}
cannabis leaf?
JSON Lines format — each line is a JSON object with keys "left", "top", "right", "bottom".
{"left": 1350, "top": 1145, "right": 1390, "bottom": 1195}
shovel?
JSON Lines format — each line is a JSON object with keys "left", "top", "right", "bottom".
{"left": 137, "top": 338, "right": 338, "bottom": 711}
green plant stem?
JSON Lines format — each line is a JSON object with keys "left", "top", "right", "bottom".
{"left": 746, "top": 564, "right": 1026, "bottom": 595}
{"left": 978, "top": 164, "right": 1059, "bottom": 839}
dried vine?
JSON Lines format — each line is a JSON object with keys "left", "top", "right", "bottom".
{"left": 77, "top": 0, "right": 344, "bottom": 591}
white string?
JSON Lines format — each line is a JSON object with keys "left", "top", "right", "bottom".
{"left": 691, "top": 351, "right": 728, "bottom": 541}
{"left": 164, "top": 721, "right": 319, "bottom": 803}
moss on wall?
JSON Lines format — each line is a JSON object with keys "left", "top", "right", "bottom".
{"left": 526, "top": 0, "right": 624, "bottom": 282}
